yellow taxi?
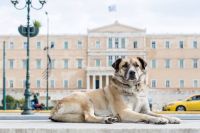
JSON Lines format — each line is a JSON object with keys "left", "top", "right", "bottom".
{"left": 163, "top": 95, "right": 200, "bottom": 111}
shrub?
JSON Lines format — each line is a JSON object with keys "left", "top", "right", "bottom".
{"left": 1, "top": 95, "right": 17, "bottom": 109}
{"left": 33, "top": 20, "right": 41, "bottom": 28}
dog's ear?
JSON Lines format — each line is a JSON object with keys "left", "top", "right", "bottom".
{"left": 137, "top": 57, "right": 147, "bottom": 70}
{"left": 112, "top": 58, "right": 122, "bottom": 72}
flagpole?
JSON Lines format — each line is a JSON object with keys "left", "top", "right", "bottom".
{"left": 45, "top": 11, "right": 49, "bottom": 110}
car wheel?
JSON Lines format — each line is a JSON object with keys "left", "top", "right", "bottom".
{"left": 176, "top": 105, "right": 186, "bottom": 111}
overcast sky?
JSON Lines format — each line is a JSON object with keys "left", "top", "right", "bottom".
{"left": 1, "top": 0, "right": 200, "bottom": 35}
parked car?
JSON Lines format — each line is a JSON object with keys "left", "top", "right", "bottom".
{"left": 163, "top": 94, "right": 200, "bottom": 111}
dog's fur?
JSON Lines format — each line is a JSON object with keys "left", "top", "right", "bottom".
{"left": 50, "top": 57, "right": 181, "bottom": 124}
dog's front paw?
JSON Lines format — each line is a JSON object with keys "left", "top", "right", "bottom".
{"left": 147, "top": 117, "right": 169, "bottom": 124}
{"left": 104, "top": 117, "right": 118, "bottom": 124}
{"left": 167, "top": 117, "right": 181, "bottom": 124}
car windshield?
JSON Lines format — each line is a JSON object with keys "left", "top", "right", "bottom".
{"left": 191, "top": 95, "right": 200, "bottom": 101}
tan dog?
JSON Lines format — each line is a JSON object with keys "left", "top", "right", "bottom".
{"left": 50, "top": 57, "right": 181, "bottom": 124}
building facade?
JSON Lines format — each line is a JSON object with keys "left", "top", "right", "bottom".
{"left": 0, "top": 21, "right": 200, "bottom": 103}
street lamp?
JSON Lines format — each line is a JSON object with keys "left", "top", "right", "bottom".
{"left": 11, "top": 0, "right": 46, "bottom": 115}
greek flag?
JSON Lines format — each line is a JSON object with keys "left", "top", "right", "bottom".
{"left": 108, "top": 4, "right": 117, "bottom": 12}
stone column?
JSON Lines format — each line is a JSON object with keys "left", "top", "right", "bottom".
{"left": 87, "top": 75, "right": 90, "bottom": 90}
{"left": 99, "top": 75, "right": 102, "bottom": 89}
{"left": 106, "top": 75, "right": 109, "bottom": 86}
{"left": 93, "top": 75, "right": 96, "bottom": 89}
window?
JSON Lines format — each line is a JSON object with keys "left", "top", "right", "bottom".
{"left": 64, "top": 41, "right": 68, "bottom": 49}
{"left": 50, "top": 59, "right": 55, "bottom": 69}
{"left": 36, "top": 80, "right": 41, "bottom": 88}
{"left": 9, "top": 42, "right": 14, "bottom": 49}
{"left": 95, "top": 41, "right": 100, "bottom": 49}
{"left": 108, "top": 56, "right": 113, "bottom": 66}
{"left": 179, "top": 41, "right": 184, "bottom": 48}
{"left": 151, "top": 80, "right": 157, "bottom": 88}
{"left": 77, "top": 41, "right": 82, "bottom": 49}
{"left": 63, "top": 80, "right": 68, "bottom": 89}
{"left": 121, "top": 56, "right": 126, "bottom": 59}
{"left": 133, "top": 41, "right": 138, "bottom": 48}
{"left": 193, "top": 80, "right": 198, "bottom": 88}
{"left": 151, "top": 41, "right": 156, "bottom": 49}
{"left": 23, "top": 42, "right": 27, "bottom": 49}
{"left": 108, "top": 38, "right": 112, "bottom": 48}
{"left": 115, "top": 56, "right": 119, "bottom": 61}
{"left": 165, "top": 41, "right": 170, "bottom": 49}
{"left": 22, "top": 59, "right": 26, "bottom": 69}
{"left": 9, "top": 80, "right": 14, "bottom": 88}
{"left": 179, "top": 80, "right": 184, "bottom": 88}
{"left": 121, "top": 38, "right": 125, "bottom": 48}
{"left": 193, "top": 59, "right": 198, "bottom": 68}
{"left": 77, "top": 80, "right": 82, "bottom": 89}
{"left": 9, "top": 59, "right": 14, "bottom": 69}
{"left": 108, "top": 56, "right": 125, "bottom": 66}
{"left": 95, "top": 59, "right": 101, "bottom": 67}
{"left": 151, "top": 59, "right": 157, "bottom": 69}
{"left": 192, "top": 41, "right": 197, "bottom": 48}
{"left": 36, "top": 59, "right": 42, "bottom": 69}
{"left": 77, "top": 59, "right": 83, "bottom": 69}
{"left": 178, "top": 59, "right": 184, "bottom": 69}
{"left": 115, "top": 38, "right": 119, "bottom": 48}
{"left": 165, "top": 80, "right": 171, "bottom": 88}
{"left": 50, "top": 80, "right": 55, "bottom": 88}
{"left": 36, "top": 42, "right": 41, "bottom": 49}
{"left": 165, "top": 59, "right": 171, "bottom": 68}
{"left": 50, "top": 41, "right": 55, "bottom": 49}
{"left": 191, "top": 95, "right": 200, "bottom": 101}
{"left": 63, "top": 59, "right": 68, "bottom": 69}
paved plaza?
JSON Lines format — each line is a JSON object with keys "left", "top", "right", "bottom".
{"left": 0, "top": 120, "right": 200, "bottom": 133}
{"left": 0, "top": 113, "right": 200, "bottom": 133}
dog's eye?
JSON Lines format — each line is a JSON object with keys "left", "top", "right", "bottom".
{"left": 135, "top": 64, "right": 139, "bottom": 67}
{"left": 122, "top": 63, "right": 128, "bottom": 68}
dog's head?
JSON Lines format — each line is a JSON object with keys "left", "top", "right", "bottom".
{"left": 112, "top": 57, "right": 147, "bottom": 87}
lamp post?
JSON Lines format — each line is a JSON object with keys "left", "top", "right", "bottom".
{"left": 11, "top": 0, "right": 46, "bottom": 115}
{"left": 3, "top": 41, "right": 6, "bottom": 110}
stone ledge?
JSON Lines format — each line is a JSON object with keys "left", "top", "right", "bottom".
{"left": 0, "top": 120, "right": 200, "bottom": 133}
{"left": 1, "top": 114, "right": 200, "bottom": 120}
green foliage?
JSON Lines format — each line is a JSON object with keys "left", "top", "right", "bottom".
{"left": 33, "top": 20, "right": 41, "bottom": 28}
{"left": 1, "top": 95, "right": 17, "bottom": 109}
{"left": 16, "top": 98, "right": 25, "bottom": 110}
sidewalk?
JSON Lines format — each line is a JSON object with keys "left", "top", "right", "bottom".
{"left": 0, "top": 120, "right": 199, "bottom": 133}
{"left": 0, "top": 112, "right": 200, "bottom": 133}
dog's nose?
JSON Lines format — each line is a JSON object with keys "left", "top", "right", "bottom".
{"left": 129, "top": 71, "right": 135, "bottom": 76}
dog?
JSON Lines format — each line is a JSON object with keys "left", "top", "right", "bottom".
{"left": 50, "top": 57, "right": 181, "bottom": 124}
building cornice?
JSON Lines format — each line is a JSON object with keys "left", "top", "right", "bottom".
{"left": 87, "top": 50, "right": 146, "bottom": 56}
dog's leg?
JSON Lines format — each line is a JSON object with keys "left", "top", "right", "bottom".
{"left": 83, "top": 102, "right": 117, "bottom": 124}
{"left": 50, "top": 113, "right": 84, "bottom": 122}
{"left": 84, "top": 113, "right": 117, "bottom": 124}
{"left": 146, "top": 112, "right": 181, "bottom": 124}
{"left": 140, "top": 102, "right": 181, "bottom": 124}
{"left": 119, "top": 109, "right": 168, "bottom": 124}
